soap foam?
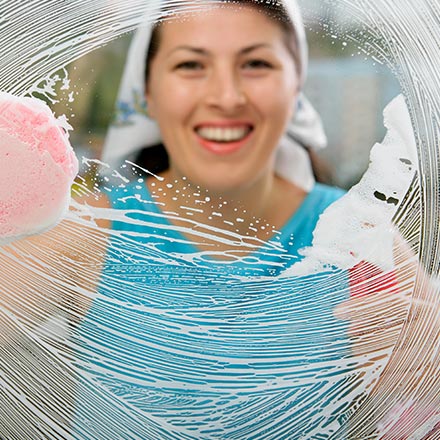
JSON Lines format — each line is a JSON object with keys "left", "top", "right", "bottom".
{"left": 285, "top": 95, "right": 418, "bottom": 276}
{"left": 0, "top": 92, "right": 78, "bottom": 245}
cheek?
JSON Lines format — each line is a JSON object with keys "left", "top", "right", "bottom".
{"left": 165, "top": 73, "right": 203, "bottom": 99}
{"left": 149, "top": 70, "right": 189, "bottom": 106}
{"left": 246, "top": 76, "right": 297, "bottom": 118}
{"left": 152, "top": 79, "right": 200, "bottom": 121}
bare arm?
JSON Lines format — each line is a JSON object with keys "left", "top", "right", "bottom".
{"left": 0, "top": 193, "right": 111, "bottom": 340}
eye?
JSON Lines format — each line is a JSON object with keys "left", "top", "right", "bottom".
{"left": 243, "top": 59, "right": 273, "bottom": 69}
{"left": 175, "top": 61, "right": 204, "bottom": 70}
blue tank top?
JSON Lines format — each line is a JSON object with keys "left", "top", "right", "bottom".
{"left": 72, "top": 181, "right": 351, "bottom": 440}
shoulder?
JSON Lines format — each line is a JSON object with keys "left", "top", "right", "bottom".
{"left": 286, "top": 183, "right": 345, "bottom": 230}
{"left": 311, "top": 183, "right": 346, "bottom": 201}
{"left": 278, "top": 183, "right": 346, "bottom": 256}
{"left": 306, "top": 183, "right": 346, "bottom": 212}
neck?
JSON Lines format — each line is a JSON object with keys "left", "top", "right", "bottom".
{"left": 147, "top": 168, "right": 307, "bottom": 244}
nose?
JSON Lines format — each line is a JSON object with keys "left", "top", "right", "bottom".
{"left": 204, "top": 67, "right": 247, "bottom": 112}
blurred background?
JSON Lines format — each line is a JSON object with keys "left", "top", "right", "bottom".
{"left": 51, "top": 1, "right": 401, "bottom": 190}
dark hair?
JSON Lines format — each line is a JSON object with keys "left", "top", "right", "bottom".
{"left": 145, "top": 1, "right": 301, "bottom": 83}
{"left": 136, "top": 0, "right": 328, "bottom": 184}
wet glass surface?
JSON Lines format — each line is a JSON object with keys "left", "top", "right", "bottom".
{"left": 0, "top": 1, "right": 439, "bottom": 438}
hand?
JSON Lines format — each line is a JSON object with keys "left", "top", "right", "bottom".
{"left": 335, "top": 260, "right": 409, "bottom": 357}
{"left": 335, "top": 256, "right": 440, "bottom": 439}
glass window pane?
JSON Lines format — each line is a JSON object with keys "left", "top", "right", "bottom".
{"left": 0, "top": 1, "right": 438, "bottom": 438}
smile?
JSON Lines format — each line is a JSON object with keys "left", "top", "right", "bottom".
{"left": 195, "top": 125, "right": 253, "bottom": 143}
{"left": 194, "top": 123, "right": 254, "bottom": 156}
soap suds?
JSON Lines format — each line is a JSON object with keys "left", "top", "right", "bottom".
{"left": 0, "top": 0, "right": 439, "bottom": 439}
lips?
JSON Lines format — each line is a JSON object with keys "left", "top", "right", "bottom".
{"left": 196, "top": 125, "right": 253, "bottom": 142}
{"left": 194, "top": 122, "right": 254, "bottom": 155}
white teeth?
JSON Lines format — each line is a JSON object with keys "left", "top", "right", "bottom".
{"left": 197, "top": 126, "right": 251, "bottom": 142}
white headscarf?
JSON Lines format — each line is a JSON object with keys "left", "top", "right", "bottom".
{"left": 102, "top": 0, "right": 327, "bottom": 191}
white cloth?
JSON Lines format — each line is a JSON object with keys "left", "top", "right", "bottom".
{"left": 102, "top": 0, "right": 327, "bottom": 191}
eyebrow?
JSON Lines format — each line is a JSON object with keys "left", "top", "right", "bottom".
{"left": 167, "top": 43, "right": 272, "bottom": 56}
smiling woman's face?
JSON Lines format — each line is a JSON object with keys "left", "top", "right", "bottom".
{"left": 146, "top": 4, "right": 299, "bottom": 194}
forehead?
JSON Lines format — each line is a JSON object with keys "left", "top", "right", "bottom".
{"left": 157, "top": 4, "right": 285, "bottom": 47}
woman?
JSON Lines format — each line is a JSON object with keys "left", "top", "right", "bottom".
{"left": 99, "top": 0, "right": 344, "bottom": 262}
{"left": 1, "top": 0, "right": 436, "bottom": 437}
{"left": 68, "top": 1, "right": 357, "bottom": 439}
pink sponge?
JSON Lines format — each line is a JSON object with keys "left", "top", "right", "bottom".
{"left": 0, "top": 92, "right": 79, "bottom": 245}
